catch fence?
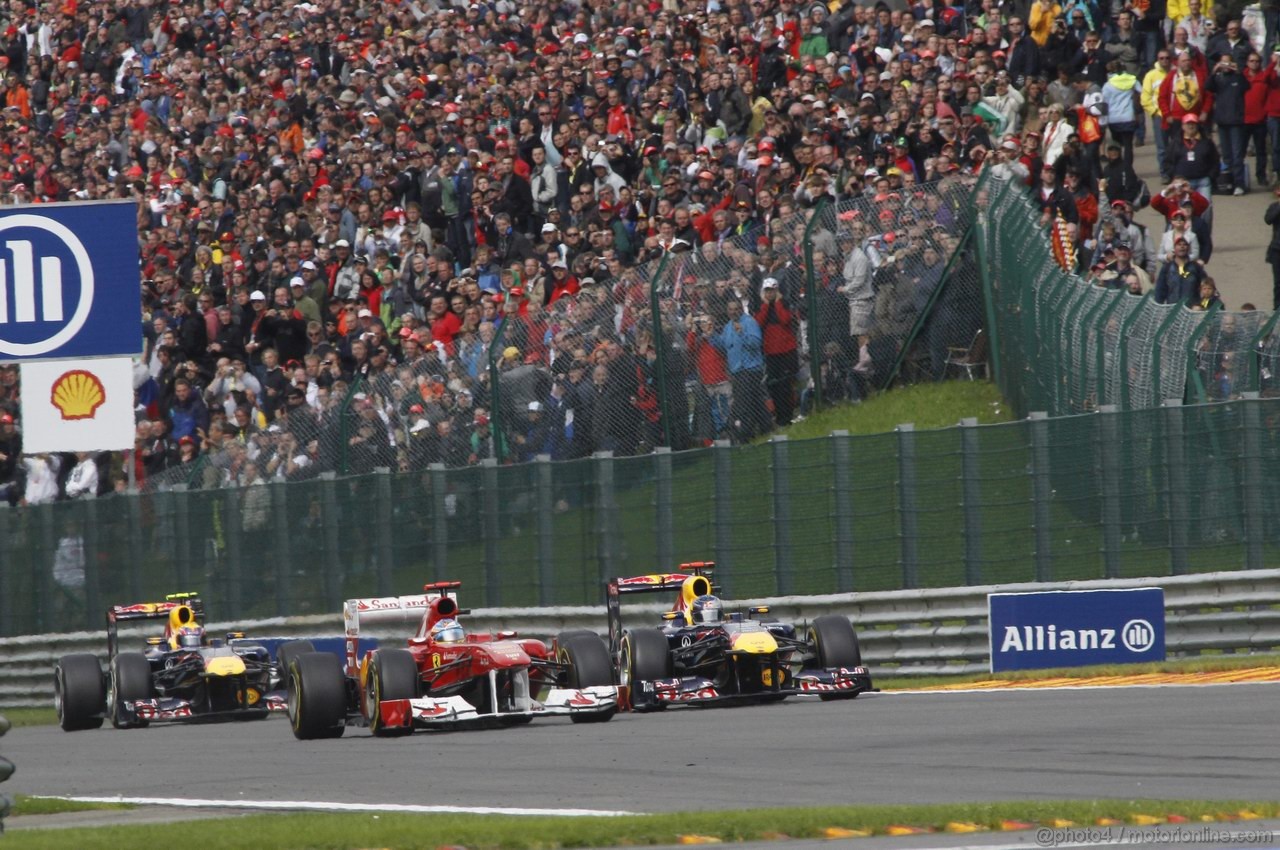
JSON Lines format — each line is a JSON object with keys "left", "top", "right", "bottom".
{"left": 7, "top": 394, "right": 1277, "bottom": 637}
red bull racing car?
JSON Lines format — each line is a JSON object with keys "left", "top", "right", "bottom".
{"left": 54, "top": 593, "right": 296, "bottom": 730}
{"left": 285, "top": 581, "right": 618, "bottom": 739}
{"left": 608, "top": 562, "right": 873, "bottom": 709}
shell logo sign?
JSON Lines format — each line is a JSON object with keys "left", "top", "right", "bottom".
{"left": 50, "top": 369, "right": 106, "bottom": 420}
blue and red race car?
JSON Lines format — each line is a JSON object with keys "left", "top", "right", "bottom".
{"left": 607, "top": 562, "right": 873, "bottom": 709}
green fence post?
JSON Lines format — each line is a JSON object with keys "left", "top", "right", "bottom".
{"left": 648, "top": 252, "right": 674, "bottom": 446}
{"left": 487, "top": 312, "right": 509, "bottom": 462}
{"left": 1248, "top": 309, "right": 1280, "bottom": 392}
{"left": 429, "top": 464, "right": 449, "bottom": 582}
{"left": 374, "top": 468, "right": 394, "bottom": 597}
{"left": 37, "top": 504, "right": 54, "bottom": 633}
{"left": 1028, "top": 412, "right": 1053, "bottom": 582}
{"left": 271, "top": 483, "right": 291, "bottom": 617}
{"left": 1098, "top": 405, "right": 1123, "bottom": 578}
{"left": 1116, "top": 292, "right": 1154, "bottom": 410}
{"left": 535, "top": 454, "right": 555, "bottom": 606}
{"left": 1241, "top": 392, "right": 1265, "bottom": 571}
{"left": 975, "top": 200, "right": 1002, "bottom": 390}
{"left": 882, "top": 225, "right": 975, "bottom": 389}
{"left": 221, "top": 488, "right": 243, "bottom": 615}
{"left": 319, "top": 472, "right": 343, "bottom": 609}
{"left": 770, "top": 436, "right": 793, "bottom": 595}
{"left": 896, "top": 423, "right": 919, "bottom": 589}
{"left": 654, "top": 447, "right": 675, "bottom": 571}
{"left": 481, "top": 458, "right": 501, "bottom": 606}
{"left": 1182, "top": 305, "right": 1220, "bottom": 405}
{"left": 959, "top": 417, "right": 984, "bottom": 585}
{"left": 80, "top": 501, "right": 100, "bottom": 632}
{"left": 0, "top": 505, "right": 11, "bottom": 636}
{"left": 1074, "top": 288, "right": 1111, "bottom": 409}
{"left": 126, "top": 495, "right": 143, "bottom": 604}
{"left": 337, "top": 378, "right": 363, "bottom": 475}
{"left": 1059, "top": 285, "right": 1094, "bottom": 413}
{"left": 1162, "top": 399, "right": 1190, "bottom": 575}
{"left": 171, "top": 484, "right": 192, "bottom": 590}
{"left": 803, "top": 198, "right": 828, "bottom": 407}
{"left": 593, "top": 451, "right": 617, "bottom": 592}
{"left": 713, "top": 440, "right": 734, "bottom": 596}
{"left": 831, "top": 431, "right": 854, "bottom": 592}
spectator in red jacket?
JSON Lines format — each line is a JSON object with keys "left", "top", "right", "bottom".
{"left": 753, "top": 278, "right": 799, "bottom": 427}
{"left": 1243, "top": 52, "right": 1273, "bottom": 187}
{"left": 687, "top": 313, "right": 732, "bottom": 442}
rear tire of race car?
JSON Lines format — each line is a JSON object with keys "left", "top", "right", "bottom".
{"left": 54, "top": 654, "right": 105, "bottom": 731}
{"left": 561, "top": 634, "right": 617, "bottom": 724}
{"left": 621, "top": 629, "right": 671, "bottom": 712}
{"left": 288, "top": 652, "right": 347, "bottom": 740}
{"left": 275, "top": 640, "right": 316, "bottom": 675}
{"left": 108, "top": 652, "right": 155, "bottom": 729}
{"left": 367, "top": 649, "right": 418, "bottom": 738}
{"left": 808, "top": 615, "right": 863, "bottom": 702}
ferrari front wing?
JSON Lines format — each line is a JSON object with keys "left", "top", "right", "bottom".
{"left": 374, "top": 685, "right": 619, "bottom": 729}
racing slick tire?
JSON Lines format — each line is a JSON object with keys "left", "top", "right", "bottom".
{"left": 54, "top": 653, "right": 105, "bottom": 731}
{"left": 560, "top": 634, "right": 617, "bottom": 724}
{"left": 288, "top": 652, "right": 347, "bottom": 740}
{"left": 108, "top": 652, "right": 155, "bottom": 729}
{"left": 275, "top": 640, "right": 316, "bottom": 676}
{"left": 366, "top": 649, "right": 418, "bottom": 738}
{"left": 808, "top": 615, "right": 863, "bottom": 701}
{"left": 621, "top": 629, "right": 672, "bottom": 712}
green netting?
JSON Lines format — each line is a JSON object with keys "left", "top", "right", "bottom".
{"left": 7, "top": 397, "right": 1280, "bottom": 637}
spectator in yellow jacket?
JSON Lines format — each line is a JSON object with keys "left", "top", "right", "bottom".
{"left": 1029, "top": 0, "right": 1063, "bottom": 46}
{"left": 1142, "top": 50, "right": 1174, "bottom": 179}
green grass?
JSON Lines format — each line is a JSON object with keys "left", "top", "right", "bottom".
{"left": 11, "top": 796, "right": 133, "bottom": 816}
{"left": 4, "top": 800, "right": 1278, "bottom": 849}
{"left": 764, "top": 380, "right": 1013, "bottom": 442}
{"left": 879, "top": 652, "right": 1280, "bottom": 689}
{"left": 2, "top": 709, "right": 56, "bottom": 728}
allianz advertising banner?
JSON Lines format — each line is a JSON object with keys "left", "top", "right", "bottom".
{"left": 988, "top": 588, "right": 1165, "bottom": 673}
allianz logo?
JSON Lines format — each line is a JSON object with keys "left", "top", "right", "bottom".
{"left": 998, "top": 619, "right": 1156, "bottom": 653}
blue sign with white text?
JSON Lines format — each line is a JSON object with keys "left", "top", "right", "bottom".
{"left": 988, "top": 588, "right": 1165, "bottom": 673}
{"left": 0, "top": 200, "right": 140, "bottom": 361}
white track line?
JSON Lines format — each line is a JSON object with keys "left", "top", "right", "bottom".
{"left": 31, "top": 795, "right": 636, "bottom": 817}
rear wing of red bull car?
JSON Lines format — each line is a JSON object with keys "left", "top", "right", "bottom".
{"left": 605, "top": 562, "right": 719, "bottom": 656}
{"left": 105, "top": 592, "right": 204, "bottom": 659}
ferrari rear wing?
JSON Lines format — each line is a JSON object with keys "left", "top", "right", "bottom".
{"left": 342, "top": 582, "right": 465, "bottom": 676}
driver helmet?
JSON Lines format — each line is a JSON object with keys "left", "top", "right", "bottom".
{"left": 176, "top": 625, "right": 204, "bottom": 649}
{"left": 689, "top": 595, "right": 723, "bottom": 625}
{"left": 430, "top": 618, "right": 465, "bottom": 643}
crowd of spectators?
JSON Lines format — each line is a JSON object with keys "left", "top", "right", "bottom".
{"left": 8, "top": 0, "right": 1268, "bottom": 504}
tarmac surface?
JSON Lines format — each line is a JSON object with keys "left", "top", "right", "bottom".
{"left": 10, "top": 683, "right": 1278, "bottom": 815}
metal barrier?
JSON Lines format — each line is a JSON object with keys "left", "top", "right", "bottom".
{"left": 5, "top": 569, "right": 1278, "bottom": 708}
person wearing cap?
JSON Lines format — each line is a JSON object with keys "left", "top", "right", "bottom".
{"left": 1099, "top": 238, "right": 1153, "bottom": 292}
{"left": 1162, "top": 111, "right": 1220, "bottom": 202}
{"left": 289, "top": 275, "right": 322, "bottom": 324}
{"left": 1103, "top": 199, "right": 1156, "bottom": 275}
{"left": 1154, "top": 233, "right": 1208, "bottom": 304}
{"left": 754, "top": 278, "right": 799, "bottom": 427}
{"left": 1099, "top": 142, "right": 1143, "bottom": 208}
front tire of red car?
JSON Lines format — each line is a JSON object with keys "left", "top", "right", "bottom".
{"left": 288, "top": 652, "right": 347, "bottom": 740}
{"left": 366, "top": 649, "right": 418, "bottom": 738}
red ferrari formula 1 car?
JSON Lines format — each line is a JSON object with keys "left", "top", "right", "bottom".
{"left": 286, "top": 581, "right": 618, "bottom": 738}
{"left": 607, "top": 562, "right": 873, "bottom": 709}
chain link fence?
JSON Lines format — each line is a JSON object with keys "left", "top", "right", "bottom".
{"left": 8, "top": 395, "right": 1279, "bottom": 636}
{"left": 977, "top": 170, "right": 1279, "bottom": 418}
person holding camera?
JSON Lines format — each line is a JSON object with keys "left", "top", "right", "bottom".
{"left": 1207, "top": 52, "right": 1250, "bottom": 193}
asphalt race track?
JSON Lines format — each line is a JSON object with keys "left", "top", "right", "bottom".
{"left": 12, "top": 684, "right": 1277, "bottom": 813}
